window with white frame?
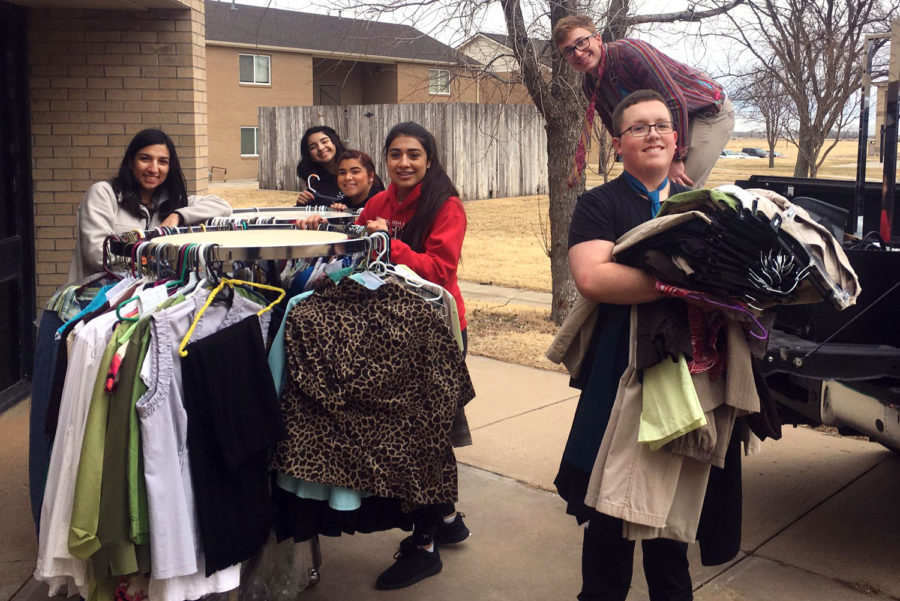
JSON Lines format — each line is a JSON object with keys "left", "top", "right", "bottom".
{"left": 428, "top": 69, "right": 450, "bottom": 95}
{"left": 239, "top": 54, "right": 270, "bottom": 84}
{"left": 240, "top": 127, "right": 258, "bottom": 157}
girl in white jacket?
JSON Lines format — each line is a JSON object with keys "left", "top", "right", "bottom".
{"left": 67, "top": 128, "right": 232, "bottom": 282}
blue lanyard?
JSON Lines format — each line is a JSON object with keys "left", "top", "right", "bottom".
{"left": 622, "top": 171, "right": 668, "bottom": 218}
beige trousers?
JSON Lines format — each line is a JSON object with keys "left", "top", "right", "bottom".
{"left": 685, "top": 98, "right": 735, "bottom": 188}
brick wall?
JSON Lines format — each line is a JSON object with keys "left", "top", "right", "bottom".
{"left": 28, "top": 2, "right": 208, "bottom": 304}
{"left": 206, "top": 45, "right": 313, "bottom": 181}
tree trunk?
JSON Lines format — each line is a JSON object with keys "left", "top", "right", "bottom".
{"left": 793, "top": 123, "right": 814, "bottom": 178}
{"left": 546, "top": 113, "right": 581, "bottom": 324}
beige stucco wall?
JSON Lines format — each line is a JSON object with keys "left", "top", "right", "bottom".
{"left": 476, "top": 71, "right": 534, "bottom": 105}
{"left": 28, "top": 3, "right": 209, "bottom": 304}
{"left": 207, "top": 45, "right": 313, "bottom": 181}
{"left": 397, "top": 63, "right": 479, "bottom": 103}
{"left": 458, "top": 36, "right": 520, "bottom": 73}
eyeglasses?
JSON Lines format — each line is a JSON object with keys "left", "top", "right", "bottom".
{"left": 561, "top": 35, "right": 592, "bottom": 59}
{"left": 619, "top": 122, "right": 675, "bottom": 137}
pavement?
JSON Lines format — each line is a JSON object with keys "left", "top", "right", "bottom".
{"left": 2, "top": 283, "right": 899, "bottom": 601}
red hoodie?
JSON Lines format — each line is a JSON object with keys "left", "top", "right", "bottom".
{"left": 357, "top": 182, "right": 467, "bottom": 330}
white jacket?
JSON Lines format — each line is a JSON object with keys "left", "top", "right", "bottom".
{"left": 67, "top": 181, "right": 232, "bottom": 283}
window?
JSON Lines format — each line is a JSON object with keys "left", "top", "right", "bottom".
{"left": 428, "top": 69, "right": 450, "bottom": 95}
{"left": 239, "top": 54, "right": 270, "bottom": 84}
{"left": 240, "top": 127, "right": 258, "bottom": 157}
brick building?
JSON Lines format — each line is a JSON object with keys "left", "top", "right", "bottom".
{"left": 0, "top": 0, "right": 211, "bottom": 407}
{"left": 204, "top": 2, "right": 532, "bottom": 181}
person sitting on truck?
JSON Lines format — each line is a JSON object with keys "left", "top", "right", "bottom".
{"left": 554, "top": 14, "right": 735, "bottom": 189}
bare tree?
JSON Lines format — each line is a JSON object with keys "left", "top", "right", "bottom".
{"left": 784, "top": 92, "right": 861, "bottom": 176}
{"left": 730, "top": 65, "right": 790, "bottom": 168}
{"left": 326, "top": 0, "right": 742, "bottom": 322}
{"left": 720, "top": 0, "right": 898, "bottom": 178}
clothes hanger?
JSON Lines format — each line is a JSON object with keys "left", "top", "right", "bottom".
{"left": 177, "top": 276, "right": 286, "bottom": 357}
{"left": 307, "top": 173, "right": 341, "bottom": 206}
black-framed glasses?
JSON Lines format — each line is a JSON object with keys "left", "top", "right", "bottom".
{"left": 619, "top": 122, "right": 675, "bottom": 137}
{"left": 561, "top": 35, "right": 592, "bottom": 59}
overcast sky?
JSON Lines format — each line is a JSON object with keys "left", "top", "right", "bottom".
{"left": 215, "top": 0, "right": 879, "bottom": 134}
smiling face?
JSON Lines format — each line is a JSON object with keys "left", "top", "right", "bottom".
{"left": 130, "top": 143, "right": 170, "bottom": 201}
{"left": 306, "top": 131, "right": 337, "bottom": 165}
{"left": 386, "top": 134, "right": 430, "bottom": 195}
{"left": 337, "top": 157, "right": 375, "bottom": 203}
{"left": 612, "top": 99, "right": 677, "bottom": 183}
{"left": 557, "top": 26, "right": 602, "bottom": 73}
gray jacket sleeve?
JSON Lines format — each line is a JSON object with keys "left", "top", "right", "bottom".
{"left": 174, "top": 194, "right": 232, "bottom": 224}
{"left": 75, "top": 181, "right": 124, "bottom": 276}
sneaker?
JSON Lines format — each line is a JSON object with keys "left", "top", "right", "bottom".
{"left": 375, "top": 546, "right": 442, "bottom": 590}
{"left": 399, "top": 512, "right": 470, "bottom": 553}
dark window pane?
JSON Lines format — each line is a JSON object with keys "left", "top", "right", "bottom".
{"left": 239, "top": 55, "right": 254, "bottom": 83}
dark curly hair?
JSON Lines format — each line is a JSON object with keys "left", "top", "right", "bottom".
{"left": 296, "top": 125, "right": 346, "bottom": 183}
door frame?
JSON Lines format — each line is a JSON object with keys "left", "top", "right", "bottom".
{"left": 0, "top": 0, "right": 36, "bottom": 412}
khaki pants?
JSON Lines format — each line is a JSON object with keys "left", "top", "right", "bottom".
{"left": 685, "top": 98, "right": 735, "bottom": 188}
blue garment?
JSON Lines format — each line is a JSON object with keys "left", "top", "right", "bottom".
{"left": 56, "top": 284, "right": 115, "bottom": 336}
{"left": 267, "top": 291, "right": 313, "bottom": 394}
{"left": 622, "top": 171, "right": 669, "bottom": 218}
{"left": 29, "top": 309, "right": 64, "bottom": 533}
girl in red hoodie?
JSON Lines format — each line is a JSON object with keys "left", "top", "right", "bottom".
{"left": 364, "top": 122, "right": 470, "bottom": 589}
{"left": 299, "top": 122, "right": 470, "bottom": 589}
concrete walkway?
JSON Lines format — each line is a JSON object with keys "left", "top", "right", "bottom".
{"left": 3, "top": 283, "right": 899, "bottom": 601}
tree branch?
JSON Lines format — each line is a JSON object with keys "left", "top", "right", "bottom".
{"left": 627, "top": 0, "right": 745, "bottom": 25}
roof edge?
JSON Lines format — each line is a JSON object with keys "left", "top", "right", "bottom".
{"left": 206, "top": 40, "right": 460, "bottom": 67}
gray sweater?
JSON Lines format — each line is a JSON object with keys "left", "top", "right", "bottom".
{"left": 67, "top": 180, "right": 232, "bottom": 283}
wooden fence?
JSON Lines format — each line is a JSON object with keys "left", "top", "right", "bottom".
{"left": 258, "top": 103, "right": 548, "bottom": 200}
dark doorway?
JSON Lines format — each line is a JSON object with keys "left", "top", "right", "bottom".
{"left": 0, "top": 1, "right": 36, "bottom": 412}
{"left": 318, "top": 84, "right": 341, "bottom": 106}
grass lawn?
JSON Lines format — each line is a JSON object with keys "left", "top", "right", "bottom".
{"left": 210, "top": 137, "right": 878, "bottom": 370}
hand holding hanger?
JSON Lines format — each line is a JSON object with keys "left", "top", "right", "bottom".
{"left": 297, "top": 173, "right": 342, "bottom": 206}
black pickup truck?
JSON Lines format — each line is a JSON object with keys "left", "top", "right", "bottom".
{"left": 734, "top": 175, "right": 900, "bottom": 451}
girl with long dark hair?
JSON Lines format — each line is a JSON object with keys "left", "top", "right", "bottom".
{"left": 299, "top": 121, "right": 470, "bottom": 589}
{"left": 67, "top": 128, "right": 231, "bottom": 282}
{"left": 295, "top": 125, "right": 346, "bottom": 206}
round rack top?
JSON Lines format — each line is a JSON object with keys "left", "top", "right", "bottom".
{"left": 145, "top": 228, "right": 366, "bottom": 261}
{"left": 229, "top": 208, "right": 356, "bottom": 220}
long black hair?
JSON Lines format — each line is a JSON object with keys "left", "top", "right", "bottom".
{"left": 296, "top": 125, "right": 346, "bottom": 182}
{"left": 112, "top": 128, "right": 187, "bottom": 220}
{"left": 384, "top": 122, "right": 459, "bottom": 252}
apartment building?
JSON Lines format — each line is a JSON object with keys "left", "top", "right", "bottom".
{"left": 205, "top": 1, "right": 537, "bottom": 181}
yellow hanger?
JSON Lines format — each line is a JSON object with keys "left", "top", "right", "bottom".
{"left": 178, "top": 277, "right": 286, "bottom": 357}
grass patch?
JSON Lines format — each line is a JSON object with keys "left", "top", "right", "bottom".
{"left": 466, "top": 300, "right": 565, "bottom": 373}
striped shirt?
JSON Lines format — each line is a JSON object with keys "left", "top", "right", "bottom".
{"left": 582, "top": 38, "right": 725, "bottom": 160}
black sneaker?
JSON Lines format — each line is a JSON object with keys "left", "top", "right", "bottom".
{"left": 375, "top": 546, "right": 442, "bottom": 590}
{"left": 399, "top": 513, "right": 470, "bottom": 553}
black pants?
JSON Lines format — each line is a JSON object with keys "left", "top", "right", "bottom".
{"left": 579, "top": 513, "right": 692, "bottom": 601}
{"left": 410, "top": 329, "right": 467, "bottom": 546}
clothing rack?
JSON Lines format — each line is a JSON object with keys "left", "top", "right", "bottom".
{"left": 217, "top": 206, "right": 359, "bottom": 226}
{"left": 103, "top": 223, "right": 376, "bottom": 268}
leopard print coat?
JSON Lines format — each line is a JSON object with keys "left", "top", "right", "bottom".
{"left": 272, "top": 278, "right": 475, "bottom": 508}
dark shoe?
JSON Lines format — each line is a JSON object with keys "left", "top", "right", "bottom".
{"left": 399, "top": 512, "right": 470, "bottom": 553}
{"left": 375, "top": 546, "right": 442, "bottom": 590}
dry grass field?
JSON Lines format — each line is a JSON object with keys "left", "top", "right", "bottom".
{"left": 210, "top": 137, "right": 877, "bottom": 371}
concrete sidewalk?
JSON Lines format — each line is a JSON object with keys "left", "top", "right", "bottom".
{"left": 3, "top": 293, "right": 899, "bottom": 600}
